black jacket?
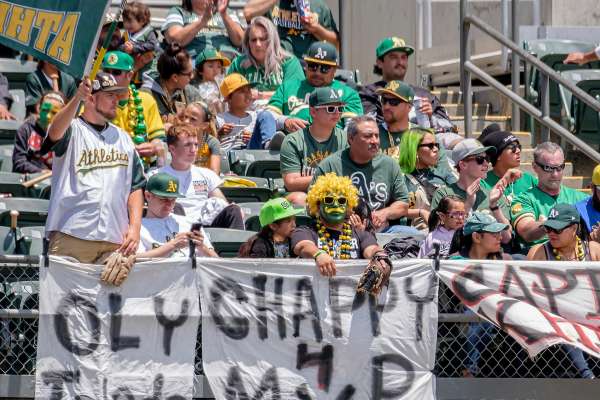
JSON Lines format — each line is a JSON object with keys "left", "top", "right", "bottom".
{"left": 12, "top": 117, "right": 52, "bottom": 173}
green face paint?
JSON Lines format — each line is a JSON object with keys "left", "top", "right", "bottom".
{"left": 319, "top": 194, "right": 348, "bottom": 224}
{"left": 38, "top": 102, "right": 54, "bottom": 130}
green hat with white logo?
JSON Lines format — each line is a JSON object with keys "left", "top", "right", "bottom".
{"left": 102, "top": 51, "right": 134, "bottom": 71}
{"left": 376, "top": 37, "right": 415, "bottom": 59}
{"left": 259, "top": 198, "right": 304, "bottom": 227}
{"left": 147, "top": 173, "right": 185, "bottom": 198}
{"left": 195, "top": 48, "right": 231, "bottom": 69}
{"left": 309, "top": 87, "right": 346, "bottom": 107}
{"left": 375, "top": 80, "right": 415, "bottom": 103}
{"left": 463, "top": 212, "right": 508, "bottom": 235}
{"left": 304, "top": 41, "right": 339, "bottom": 66}
{"left": 543, "top": 204, "right": 580, "bottom": 231}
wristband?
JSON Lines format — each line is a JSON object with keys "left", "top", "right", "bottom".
{"left": 490, "top": 205, "right": 499, "bottom": 211}
{"left": 312, "top": 250, "right": 326, "bottom": 260}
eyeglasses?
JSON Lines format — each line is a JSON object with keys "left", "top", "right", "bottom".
{"left": 179, "top": 70, "right": 194, "bottom": 78}
{"left": 322, "top": 196, "right": 347, "bottom": 206}
{"left": 314, "top": 105, "right": 345, "bottom": 114}
{"left": 535, "top": 161, "right": 565, "bottom": 173}
{"left": 506, "top": 143, "right": 522, "bottom": 153}
{"left": 464, "top": 155, "right": 490, "bottom": 165}
{"left": 379, "top": 96, "right": 403, "bottom": 106}
{"left": 447, "top": 211, "right": 466, "bottom": 219}
{"left": 104, "top": 69, "right": 125, "bottom": 76}
{"left": 543, "top": 224, "right": 574, "bottom": 235}
{"left": 418, "top": 142, "right": 440, "bottom": 150}
{"left": 307, "top": 63, "right": 332, "bottom": 74}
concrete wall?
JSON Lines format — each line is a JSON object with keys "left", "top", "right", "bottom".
{"left": 548, "top": 0, "right": 600, "bottom": 26}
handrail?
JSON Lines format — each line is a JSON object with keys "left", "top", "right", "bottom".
{"left": 460, "top": 1, "right": 600, "bottom": 164}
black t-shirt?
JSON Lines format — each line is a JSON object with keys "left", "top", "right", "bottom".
{"left": 249, "top": 235, "right": 294, "bottom": 258}
{"left": 291, "top": 223, "right": 378, "bottom": 259}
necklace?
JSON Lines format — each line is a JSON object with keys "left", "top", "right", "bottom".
{"left": 128, "top": 84, "right": 151, "bottom": 167}
{"left": 553, "top": 236, "right": 585, "bottom": 261}
{"left": 316, "top": 218, "right": 352, "bottom": 259}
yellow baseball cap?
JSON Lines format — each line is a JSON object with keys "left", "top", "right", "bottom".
{"left": 593, "top": 164, "right": 600, "bottom": 186}
{"left": 219, "top": 73, "right": 255, "bottom": 98}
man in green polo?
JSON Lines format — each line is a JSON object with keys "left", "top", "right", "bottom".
{"left": 280, "top": 87, "right": 348, "bottom": 205}
{"left": 267, "top": 41, "right": 363, "bottom": 133}
{"left": 511, "top": 142, "right": 588, "bottom": 253}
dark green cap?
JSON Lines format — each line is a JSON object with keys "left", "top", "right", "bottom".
{"left": 195, "top": 48, "right": 231, "bottom": 69}
{"left": 376, "top": 37, "right": 415, "bottom": 59}
{"left": 463, "top": 212, "right": 508, "bottom": 235}
{"left": 304, "top": 41, "right": 339, "bottom": 66}
{"left": 375, "top": 80, "right": 415, "bottom": 103}
{"left": 147, "top": 173, "right": 185, "bottom": 198}
{"left": 102, "top": 51, "right": 134, "bottom": 71}
{"left": 259, "top": 198, "right": 304, "bottom": 227}
{"left": 543, "top": 204, "right": 580, "bottom": 230}
{"left": 309, "top": 87, "right": 346, "bottom": 107}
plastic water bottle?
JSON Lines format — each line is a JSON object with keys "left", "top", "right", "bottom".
{"left": 413, "top": 97, "right": 431, "bottom": 128}
{"left": 296, "top": 0, "right": 311, "bottom": 18}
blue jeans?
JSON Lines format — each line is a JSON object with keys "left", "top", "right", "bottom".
{"left": 564, "top": 345, "right": 594, "bottom": 378}
{"left": 248, "top": 111, "right": 276, "bottom": 149}
{"left": 464, "top": 309, "right": 497, "bottom": 375}
{"left": 381, "top": 225, "right": 423, "bottom": 235}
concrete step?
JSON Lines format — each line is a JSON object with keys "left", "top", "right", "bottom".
{"left": 432, "top": 89, "right": 461, "bottom": 104}
{"left": 562, "top": 176, "right": 590, "bottom": 190}
{"left": 452, "top": 115, "right": 511, "bottom": 133}
{"left": 520, "top": 162, "right": 573, "bottom": 176}
{"left": 443, "top": 103, "right": 489, "bottom": 117}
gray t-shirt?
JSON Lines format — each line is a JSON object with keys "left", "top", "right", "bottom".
{"left": 216, "top": 111, "right": 257, "bottom": 152}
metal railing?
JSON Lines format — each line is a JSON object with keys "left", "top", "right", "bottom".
{"left": 459, "top": 0, "right": 600, "bottom": 164}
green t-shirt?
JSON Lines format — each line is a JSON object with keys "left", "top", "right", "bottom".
{"left": 511, "top": 185, "right": 588, "bottom": 249}
{"left": 430, "top": 181, "right": 509, "bottom": 217}
{"left": 267, "top": 0, "right": 339, "bottom": 59}
{"left": 481, "top": 170, "right": 538, "bottom": 205}
{"left": 404, "top": 168, "right": 457, "bottom": 207}
{"left": 162, "top": 6, "right": 243, "bottom": 58}
{"left": 267, "top": 79, "right": 363, "bottom": 128}
{"left": 313, "top": 148, "right": 409, "bottom": 212}
{"left": 227, "top": 54, "right": 305, "bottom": 92}
{"left": 280, "top": 126, "right": 347, "bottom": 176}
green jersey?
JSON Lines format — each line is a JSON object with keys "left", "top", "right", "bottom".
{"left": 227, "top": 54, "right": 305, "bottom": 92}
{"left": 481, "top": 170, "right": 537, "bottom": 205}
{"left": 313, "top": 149, "right": 409, "bottom": 212}
{"left": 430, "top": 181, "right": 509, "bottom": 217}
{"left": 267, "top": 79, "right": 363, "bottom": 128}
{"left": 280, "top": 126, "right": 347, "bottom": 176}
{"left": 511, "top": 184, "right": 588, "bottom": 249}
{"left": 267, "top": 0, "right": 339, "bottom": 59}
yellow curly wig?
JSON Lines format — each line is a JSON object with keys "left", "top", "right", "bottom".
{"left": 306, "top": 173, "right": 359, "bottom": 217}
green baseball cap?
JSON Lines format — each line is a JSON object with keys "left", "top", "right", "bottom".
{"left": 195, "top": 48, "right": 231, "bottom": 69}
{"left": 309, "top": 87, "right": 346, "bottom": 107}
{"left": 146, "top": 173, "right": 185, "bottom": 198}
{"left": 259, "top": 198, "right": 304, "bottom": 227}
{"left": 375, "top": 80, "right": 415, "bottom": 103}
{"left": 463, "top": 212, "right": 508, "bottom": 235}
{"left": 543, "top": 204, "right": 580, "bottom": 231}
{"left": 376, "top": 36, "right": 415, "bottom": 59}
{"left": 304, "top": 41, "right": 339, "bottom": 67}
{"left": 102, "top": 51, "right": 134, "bottom": 71}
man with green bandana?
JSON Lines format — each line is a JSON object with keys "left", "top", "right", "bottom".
{"left": 267, "top": 41, "right": 362, "bottom": 132}
{"left": 511, "top": 142, "right": 587, "bottom": 254}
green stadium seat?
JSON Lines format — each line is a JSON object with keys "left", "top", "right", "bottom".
{"left": 220, "top": 153, "right": 230, "bottom": 174}
{"left": 334, "top": 69, "right": 361, "bottom": 90}
{"left": 0, "top": 198, "right": 49, "bottom": 227}
{"left": 19, "top": 226, "right": 44, "bottom": 256}
{"left": 228, "top": 149, "right": 281, "bottom": 178}
{"left": 559, "top": 69, "right": 600, "bottom": 129}
{"left": 240, "top": 201, "right": 311, "bottom": 232}
{"left": 0, "top": 226, "right": 17, "bottom": 255}
{"left": 572, "top": 79, "right": 600, "bottom": 146}
{"left": 8, "top": 89, "right": 25, "bottom": 122}
{"left": 203, "top": 227, "right": 255, "bottom": 257}
{"left": 0, "top": 172, "right": 49, "bottom": 198}
{"left": 0, "top": 59, "right": 37, "bottom": 91}
{"left": 0, "top": 144, "right": 13, "bottom": 171}
{"left": 220, "top": 177, "right": 275, "bottom": 203}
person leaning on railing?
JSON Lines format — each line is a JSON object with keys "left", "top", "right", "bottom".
{"left": 564, "top": 45, "right": 600, "bottom": 65}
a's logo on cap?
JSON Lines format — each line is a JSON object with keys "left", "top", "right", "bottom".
{"left": 392, "top": 37, "right": 405, "bottom": 47}
{"left": 549, "top": 208, "right": 559, "bottom": 218}
{"left": 387, "top": 81, "right": 400, "bottom": 91}
{"left": 92, "top": 80, "right": 101, "bottom": 91}
{"left": 166, "top": 180, "right": 177, "bottom": 193}
{"left": 107, "top": 53, "right": 118, "bottom": 65}
{"left": 329, "top": 89, "right": 339, "bottom": 99}
{"left": 315, "top": 47, "right": 327, "bottom": 59}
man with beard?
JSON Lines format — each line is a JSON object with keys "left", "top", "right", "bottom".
{"left": 359, "top": 36, "right": 459, "bottom": 148}
{"left": 511, "top": 142, "right": 588, "bottom": 253}
{"left": 576, "top": 165, "right": 600, "bottom": 241}
{"left": 43, "top": 73, "right": 146, "bottom": 265}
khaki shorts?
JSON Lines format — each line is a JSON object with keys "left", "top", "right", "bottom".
{"left": 48, "top": 231, "right": 120, "bottom": 264}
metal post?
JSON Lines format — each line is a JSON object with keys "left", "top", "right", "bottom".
{"left": 511, "top": 0, "right": 521, "bottom": 131}
{"left": 540, "top": 72, "right": 550, "bottom": 142}
{"left": 501, "top": 0, "right": 509, "bottom": 70}
{"left": 338, "top": 0, "right": 344, "bottom": 68}
{"left": 424, "top": 0, "right": 432, "bottom": 49}
{"left": 460, "top": 0, "right": 472, "bottom": 137}
{"left": 532, "top": 0, "right": 541, "bottom": 26}
{"left": 417, "top": 0, "right": 423, "bottom": 50}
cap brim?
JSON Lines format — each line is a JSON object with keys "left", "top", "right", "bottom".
{"left": 197, "top": 56, "right": 231, "bottom": 68}
{"left": 303, "top": 57, "right": 339, "bottom": 67}
{"left": 481, "top": 222, "right": 509, "bottom": 233}
{"left": 96, "top": 86, "right": 129, "bottom": 94}
{"left": 542, "top": 219, "right": 573, "bottom": 230}
{"left": 463, "top": 145, "right": 495, "bottom": 159}
{"left": 375, "top": 88, "right": 411, "bottom": 103}
{"left": 151, "top": 191, "right": 185, "bottom": 199}
{"left": 381, "top": 46, "right": 415, "bottom": 58}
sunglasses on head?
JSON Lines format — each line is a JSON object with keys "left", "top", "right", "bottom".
{"left": 315, "top": 105, "right": 345, "bottom": 114}
{"left": 447, "top": 211, "right": 466, "bottom": 219}
{"left": 307, "top": 63, "right": 332, "bottom": 74}
{"left": 506, "top": 142, "right": 522, "bottom": 153}
{"left": 535, "top": 161, "right": 565, "bottom": 173}
{"left": 543, "top": 224, "right": 574, "bottom": 235}
{"left": 379, "top": 96, "right": 403, "bottom": 106}
{"left": 464, "top": 155, "right": 490, "bottom": 165}
{"left": 418, "top": 142, "right": 440, "bottom": 150}
{"left": 322, "top": 196, "right": 347, "bottom": 206}
{"left": 104, "top": 69, "right": 125, "bottom": 76}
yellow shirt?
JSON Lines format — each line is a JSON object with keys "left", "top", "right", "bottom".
{"left": 113, "top": 90, "right": 165, "bottom": 141}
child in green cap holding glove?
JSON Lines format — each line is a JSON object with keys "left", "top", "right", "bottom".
{"left": 239, "top": 198, "right": 304, "bottom": 258}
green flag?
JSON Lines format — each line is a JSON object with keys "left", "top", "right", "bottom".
{"left": 0, "top": 0, "right": 111, "bottom": 78}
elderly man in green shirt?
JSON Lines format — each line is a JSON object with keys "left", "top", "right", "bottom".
{"left": 511, "top": 142, "right": 588, "bottom": 253}
{"left": 267, "top": 41, "right": 363, "bottom": 133}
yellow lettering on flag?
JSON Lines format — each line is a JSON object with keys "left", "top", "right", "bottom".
{"left": 33, "top": 11, "right": 62, "bottom": 52}
{"left": 47, "top": 13, "right": 78, "bottom": 64}
{"left": 5, "top": 5, "right": 36, "bottom": 44}
{"left": 0, "top": 2, "right": 10, "bottom": 31}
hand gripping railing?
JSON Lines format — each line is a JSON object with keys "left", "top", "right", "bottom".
{"left": 459, "top": 0, "right": 600, "bottom": 164}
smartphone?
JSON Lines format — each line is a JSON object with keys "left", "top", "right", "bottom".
{"left": 191, "top": 222, "right": 203, "bottom": 232}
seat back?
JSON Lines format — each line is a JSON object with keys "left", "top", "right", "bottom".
{"left": 0, "top": 59, "right": 37, "bottom": 91}
{"left": 19, "top": 226, "right": 45, "bottom": 255}
{"left": 559, "top": 69, "right": 600, "bottom": 122}
{"left": 220, "top": 177, "right": 274, "bottom": 203}
{"left": 228, "top": 149, "right": 280, "bottom": 176}
{"left": 0, "top": 198, "right": 49, "bottom": 227}
{"left": 203, "top": 228, "right": 255, "bottom": 257}
{"left": 573, "top": 80, "right": 600, "bottom": 145}
{"left": 0, "top": 144, "right": 13, "bottom": 171}
{"left": 0, "top": 226, "right": 16, "bottom": 255}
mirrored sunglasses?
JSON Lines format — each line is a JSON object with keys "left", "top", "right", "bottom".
{"left": 323, "top": 196, "right": 347, "bottom": 206}
{"left": 535, "top": 161, "right": 565, "bottom": 173}
{"left": 307, "top": 63, "right": 332, "bottom": 74}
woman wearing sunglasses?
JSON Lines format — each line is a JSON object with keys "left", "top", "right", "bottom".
{"left": 398, "top": 127, "right": 457, "bottom": 230}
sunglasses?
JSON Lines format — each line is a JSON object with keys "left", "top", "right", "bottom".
{"left": 379, "top": 96, "right": 403, "bottom": 106}
{"left": 307, "top": 63, "right": 332, "bottom": 74}
{"left": 315, "top": 105, "right": 344, "bottom": 114}
{"left": 104, "top": 69, "right": 125, "bottom": 76}
{"left": 506, "top": 142, "right": 522, "bottom": 153}
{"left": 179, "top": 70, "right": 194, "bottom": 77}
{"left": 544, "top": 224, "right": 574, "bottom": 235}
{"left": 464, "top": 155, "right": 490, "bottom": 165}
{"left": 322, "top": 196, "right": 347, "bottom": 206}
{"left": 447, "top": 211, "right": 466, "bottom": 219}
{"left": 418, "top": 142, "right": 440, "bottom": 150}
{"left": 535, "top": 161, "right": 565, "bottom": 173}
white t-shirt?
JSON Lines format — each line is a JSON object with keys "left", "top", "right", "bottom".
{"left": 154, "top": 164, "right": 225, "bottom": 225}
{"left": 216, "top": 110, "right": 257, "bottom": 152}
{"left": 418, "top": 226, "right": 456, "bottom": 258}
{"left": 139, "top": 213, "right": 213, "bottom": 257}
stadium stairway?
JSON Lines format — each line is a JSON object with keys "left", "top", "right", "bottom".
{"left": 434, "top": 86, "right": 589, "bottom": 191}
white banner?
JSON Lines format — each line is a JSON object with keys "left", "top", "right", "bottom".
{"left": 438, "top": 260, "right": 600, "bottom": 358}
{"left": 197, "top": 259, "right": 438, "bottom": 400}
{"left": 35, "top": 256, "right": 200, "bottom": 400}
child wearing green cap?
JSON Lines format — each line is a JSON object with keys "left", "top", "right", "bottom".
{"left": 238, "top": 198, "right": 304, "bottom": 258}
